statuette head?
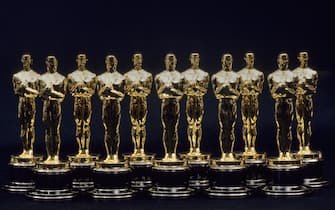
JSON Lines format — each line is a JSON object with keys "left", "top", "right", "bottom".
{"left": 277, "top": 53, "right": 289, "bottom": 70}
{"left": 221, "top": 53, "right": 233, "bottom": 71}
{"left": 165, "top": 53, "right": 177, "bottom": 71}
{"left": 46, "top": 56, "right": 58, "bottom": 73}
{"left": 132, "top": 53, "right": 143, "bottom": 70}
{"left": 189, "top": 52, "right": 200, "bottom": 69}
{"left": 244, "top": 52, "right": 255, "bottom": 69}
{"left": 105, "top": 55, "right": 118, "bottom": 72}
{"left": 21, "top": 54, "right": 32, "bottom": 70}
{"left": 76, "top": 54, "right": 88, "bottom": 70}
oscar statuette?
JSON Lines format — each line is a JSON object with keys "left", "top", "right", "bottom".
{"left": 5, "top": 54, "right": 42, "bottom": 192}
{"left": 236, "top": 52, "right": 267, "bottom": 189}
{"left": 150, "top": 54, "right": 192, "bottom": 198}
{"left": 180, "top": 53, "right": 210, "bottom": 191}
{"left": 206, "top": 54, "right": 249, "bottom": 198}
{"left": 263, "top": 53, "right": 309, "bottom": 196}
{"left": 123, "top": 53, "right": 155, "bottom": 192}
{"left": 293, "top": 52, "right": 328, "bottom": 188}
{"left": 67, "top": 54, "right": 98, "bottom": 191}
{"left": 90, "top": 55, "right": 132, "bottom": 199}
{"left": 27, "top": 56, "right": 75, "bottom": 200}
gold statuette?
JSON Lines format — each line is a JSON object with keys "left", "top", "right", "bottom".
{"left": 12, "top": 54, "right": 40, "bottom": 161}
{"left": 27, "top": 56, "right": 75, "bottom": 200}
{"left": 155, "top": 53, "right": 184, "bottom": 162}
{"left": 207, "top": 54, "right": 249, "bottom": 198}
{"left": 293, "top": 52, "right": 318, "bottom": 156}
{"left": 182, "top": 53, "right": 209, "bottom": 159}
{"left": 124, "top": 53, "right": 153, "bottom": 160}
{"left": 211, "top": 54, "right": 241, "bottom": 161}
{"left": 267, "top": 53, "right": 298, "bottom": 161}
{"left": 238, "top": 53, "right": 264, "bottom": 158}
{"left": 263, "top": 53, "right": 310, "bottom": 196}
{"left": 38, "top": 56, "right": 67, "bottom": 165}
{"left": 292, "top": 52, "right": 328, "bottom": 188}
{"left": 67, "top": 54, "right": 97, "bottom": 162}
{"left": 150, "top": 54, "right": 192, "bottom": 198}
{"left": 6, "top": 54, "right": 42, "bottom": 192}
{"left": 96, "top": 55, "right": 125, "bottom": 163}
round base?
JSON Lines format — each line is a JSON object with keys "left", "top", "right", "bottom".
{"left": 90, "top": 188, "right": 133, "bottom": 199}
{"left": 244, "top": 156, "right": 267, "bottom": 189}
{"left": 29, "top": 162, "right": 74, "bottom": 200}
{"left": 128, "top": 159, "right": 154, "bottom": 191}
{"left": 27, "top": 189, "right": 75, "bottom": 200}
{"left": 92, "top": 161, "right": 132, "bottom": 198}
{"left": 208, "top": 159, "right": 248, "bottom": 198}
{"left": 149, "top": 187, "right": 192, "bottom": 198}
{"left": 301, "top": 155, "right": 328, "bottom": 189}
{"left": 69, "top": 161, "right": 95, "bottom": 191}
{"left": 264, "top": 157, "right": 309, "bottom": 196}
{"left": 304, "top": 178, "right": 329, "bottom": 189}
{"left": 206, "top": 186, "right": 250, "bottom": 198}
{"left": 263, "top": 185, "right": 310, "bottom": 196}
{"left": 27, "top": 189, "right": 76, "bottom": 201}
{"left": 150, "top": 159, "right": 191, "bottom": 198}
{"left": 209, "top": 159, "right": 246, "bottom": 186}
{"left": 5, "top": 155, "right": 42, "bottom": 193}
{"left": 188, "top": 160, "right": 210, "bottom": 190}
{"left": 3, "top": 182, "right": 34, "bottom": 193}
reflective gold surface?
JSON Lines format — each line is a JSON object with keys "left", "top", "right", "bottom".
{"left": 293, "top": 52, "right": 318, "bottom": 156}
{"left": 38, "top": 56, "right": 67, "bottom": 165}
{"left": 12, "top": 54, "right": 40, "bottom": 161}
{"left": 182, "top": 53, "right": 209, "bottom": 157}
{"left": 155, "top": 54, "right": 184, "bottom": 162}
{"left": 67, "top": 54, "right": 96, "bottom": 160}
{"left": 96, "top": 55, "right": 125, "bottom": 164}
{"left": 238, "top": 53, "right": 264, "bottom": 157}
{"left": 268, "top": 53, "right": 298, "bottom": 160}
{"left": 125, "top": 53, "right": 153, "bottom": 159}
{"left": 211, "top": 54, "right": 241, "bottom": 161}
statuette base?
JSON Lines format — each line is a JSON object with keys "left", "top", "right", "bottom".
{"left": 263, "top": 157, "right": 310, "bottom": 196}
{"left": 4, "top": 155, "right": 42, "bottom": 193}
{"left": 91, "top": 161, "right": 133, "bottom": 199}
{"left": 150, "top": 160, "right": 192, "bottom": 198}
{"left": 207, "top": 159, "right": 250, "bottom": 198}
{"left": 27, "top": 161, "right": 75, "bottom": 200}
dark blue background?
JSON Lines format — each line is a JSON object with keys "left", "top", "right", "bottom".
{"left": 0, "top": 0, "right": 334, "bottom": 209}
